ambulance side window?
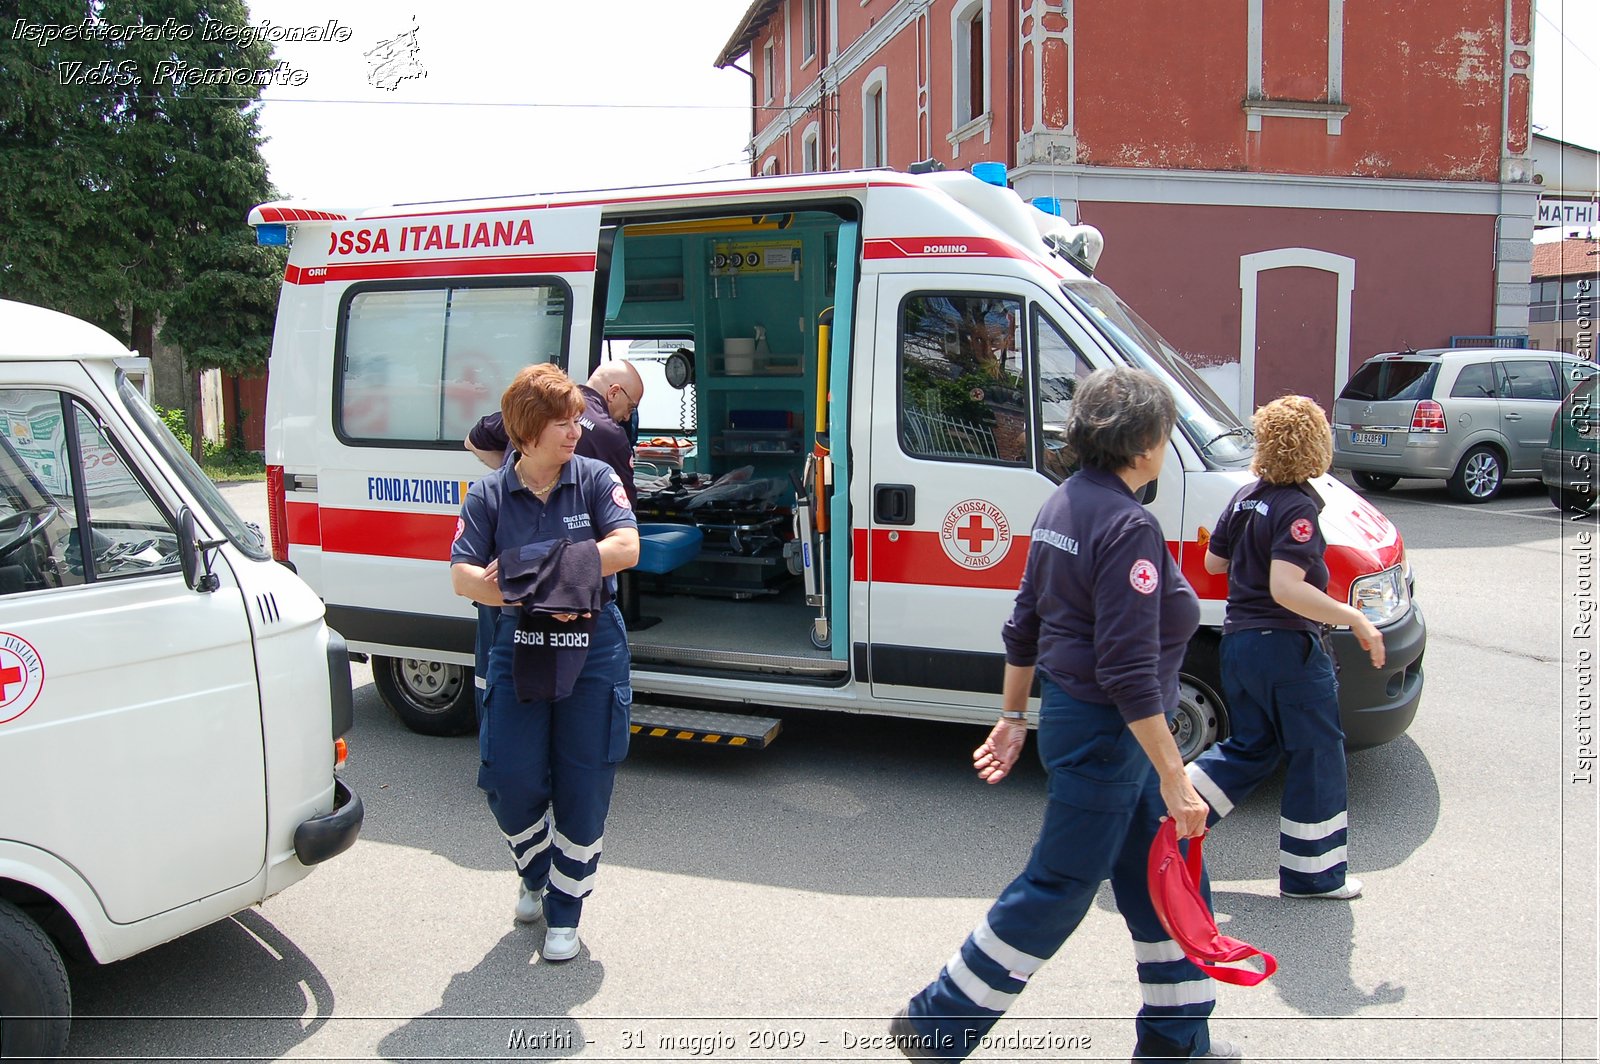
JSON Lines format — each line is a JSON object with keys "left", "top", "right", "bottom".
{"left": 0, "top": 391, "right": 180, "bottom": 596}
{"left": 1034, "top": 309, "right": 1095, "bottom": 483}
{"left": 337, "top": 281, "right": 571, "bottom": 445}
{"left": 898, "top": 293, "right": 1030, "bottom": 465}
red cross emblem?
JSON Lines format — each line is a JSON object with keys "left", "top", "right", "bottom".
{"left": 955, "top": 515, "right": 996, "bottom": 553}
{"left": 940, "top": 499, "right": 1013, "bottom": 570}
{"left": 0, "top": 634, "right": 44, "bottom": 726}
{"left": 1129, "top": 559, "right": 1159, "bottom": 595}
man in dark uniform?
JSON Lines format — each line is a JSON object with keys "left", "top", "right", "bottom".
{"left": 464, "top": 360, "right": 643, "bottom": 506}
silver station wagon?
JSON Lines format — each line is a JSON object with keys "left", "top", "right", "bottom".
{"left": 1332, "top": 348, "right": 1598, "bottom": 502}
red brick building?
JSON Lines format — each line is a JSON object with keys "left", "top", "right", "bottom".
{"left": 715, "top": 0, "right": 1538, "bottom": 412}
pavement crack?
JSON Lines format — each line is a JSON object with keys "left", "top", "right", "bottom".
{"left": 1426, "top": 630, "right": 1561, "bottom": 665}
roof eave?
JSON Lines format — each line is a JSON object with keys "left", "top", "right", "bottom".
{"left": 714, "top": 0, "right": 783, "bottom": 68}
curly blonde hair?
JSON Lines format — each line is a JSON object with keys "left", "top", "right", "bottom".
{"left": 1251, "top": 395, "right": 1333, "bottom": 484}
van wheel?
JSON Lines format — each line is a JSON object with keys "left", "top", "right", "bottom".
{"left": 1447, "top": 445, "right": 1504, "bottom": 502}
{"left": 1352, "top": 471, "right": 1399, "bottom": 492}
{"left": 1175, "top": 639, "right": 1228, "bottom": 764}
{"left": 0, "top": 899, "right": 71, "bottom": 1060}
{"left": 372, "top": 656, "right": 477, "bottom": 737}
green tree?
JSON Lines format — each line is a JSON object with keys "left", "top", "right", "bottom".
{"left": 0, "top": 0, "right": 285, "bottom": 386}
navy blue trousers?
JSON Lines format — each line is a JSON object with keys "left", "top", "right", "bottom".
{"left": 477, "top": 602, "right": 632, "bottom": 928}
{"left": 1186, "top": 628, "right": 1350, "bottom": 895}
{"left": 905, "top": 680, "right": 1216, "bottom": 1061}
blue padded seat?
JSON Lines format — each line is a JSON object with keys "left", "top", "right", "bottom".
{"left": 634, "top": 522, "right": 703, "bottom": 574}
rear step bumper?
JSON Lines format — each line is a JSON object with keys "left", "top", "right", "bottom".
{"left": 631, "top": 702, "right": 783, "bottom": 748}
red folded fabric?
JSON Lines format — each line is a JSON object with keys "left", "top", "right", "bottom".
{"left": 1147, "top": 819, "right": 1278, "bottom": 986}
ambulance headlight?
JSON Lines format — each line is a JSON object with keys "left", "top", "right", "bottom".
{"left": 1350, "top": 564, "right": 1409, "bottom": 626}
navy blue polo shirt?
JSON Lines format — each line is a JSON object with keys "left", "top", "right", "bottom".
{"left": 1002, "top": 466, "right": 1200, "bottom": 724}
{"left": 451, "top": 452, "right": 637, "bottom": 599}
{"left": 469, "top": 385, "right": 637, "bottom": 506}
{"left": 1209, "top": 479, "right": 1328, "bottom": 635}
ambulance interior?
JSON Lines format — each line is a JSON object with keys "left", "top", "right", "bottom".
{"left": 598, "top": 208, "right": 853, "bottom": 680}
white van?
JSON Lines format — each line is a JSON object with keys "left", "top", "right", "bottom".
{"left": 0, "top": 300, "right": 362, "bottom": 1058}
{"left": 250, "top": 167, "right": 1425, "bottom": 758}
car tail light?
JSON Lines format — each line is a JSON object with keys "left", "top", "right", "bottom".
{"left": 267, "top": 464, "right": 289, "bottom": 563}
{"left": 1410, "top": 400, "right": 1446, "bottom": 433}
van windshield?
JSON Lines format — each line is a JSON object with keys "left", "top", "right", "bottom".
{"left": 117, "top": 373, "right": 270, "bottom": 561}
{"left": 1060, "top": 281, "right": 1253, "bottom": 464}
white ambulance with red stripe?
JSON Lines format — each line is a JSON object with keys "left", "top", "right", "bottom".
{"left": 251, "top": 167, "right": 1424, "bottom": 757}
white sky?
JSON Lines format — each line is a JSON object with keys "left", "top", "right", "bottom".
{"left": 248, "top": 0, "right": 1597, "bottom": 206}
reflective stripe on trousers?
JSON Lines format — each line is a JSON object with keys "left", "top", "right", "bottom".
{"left": 477, "top": 602, "right": 631, "bottom": 928}
{"left": 1186, "top": 628, "right": 1351, "bottom": 896}
{"left": 904, "top": 680, "right": 1215, "bottom": 1061}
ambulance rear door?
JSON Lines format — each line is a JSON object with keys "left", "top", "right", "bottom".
{"left": 863, "top": 271, "right": 1184, "bottom": 710}
{"left": 308, "top": 204, "right": 604, "bottom": 663}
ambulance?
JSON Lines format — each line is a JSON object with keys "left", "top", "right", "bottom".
{"left": 0, "top": 299, "right": 362, "bottom": 1058}
{"left": 250, "top": 166, "right": 1424, "bottom": 757}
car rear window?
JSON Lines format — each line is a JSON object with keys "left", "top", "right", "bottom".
{"left": 1340, "top": 359, "right": 1437, "bottom": 401}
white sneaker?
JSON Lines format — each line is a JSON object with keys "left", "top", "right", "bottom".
{"left": 542, "top": 926, "right": 580, "bottom": 962}
{"left": 1196, "top": 1036, "right": 1244, "bottom": 1060}
{"left": 1282, "top": 876, "right": 1363, "bottom": 900}
{"left": 514, "top": 883, "right": 543, "bottom": 924}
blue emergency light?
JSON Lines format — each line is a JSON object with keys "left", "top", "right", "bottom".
{"left": 255, "top": 224, "right": 289, "bottom": 247}
{"left": 971, "top": 161, "right": 1008, "bottom": 187}
{"left": 1032, "top": 197, "right": 1064, "bottom": 217}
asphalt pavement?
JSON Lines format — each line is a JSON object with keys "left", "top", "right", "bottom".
{"left": 58, "top": 476, "right": 1597, "bottom": 1063}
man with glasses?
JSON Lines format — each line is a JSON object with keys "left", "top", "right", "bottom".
{"left": 465, "top": 360, "right": 644, "bottom": 507}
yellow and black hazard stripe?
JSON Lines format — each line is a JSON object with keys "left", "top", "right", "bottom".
{"left": 628, "top": 707, "right": 782, "bottom": 749}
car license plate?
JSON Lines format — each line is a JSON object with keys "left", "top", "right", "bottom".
{"left": 1350, "top": 431, "right": 1387, "bottom": 446}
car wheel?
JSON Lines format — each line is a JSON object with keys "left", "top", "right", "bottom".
{"left": 0, "top": 899, "right": 71, "bottom": 1060}
{"left": 371, "top": 655, "right": 477, "bottom": 736}
{"left": 1549, "top": 485, "right": 1596, "bottom": 513}
{"left": 1175, "top": 638, "right": 1228, "bottom": 763}
{"left": 1447, "top": 445, "right": 1504, "bottom": 503}
{"left": 1352, "top": 471, "right": 1399, "bottom": 492}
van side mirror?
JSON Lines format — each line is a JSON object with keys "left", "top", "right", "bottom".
{"left": 1138, "top": 479, "right": 1158, "bottom": 505}
{"left": 178, "top": 507, "right": 221, "bottom": 593}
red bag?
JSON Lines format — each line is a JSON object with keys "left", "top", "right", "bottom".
{"left": 1147, "top": 819, "right": 1278, "bottom": 986}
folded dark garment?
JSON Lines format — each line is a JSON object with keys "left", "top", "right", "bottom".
{"left": 512, "top": 610, "right": 598, "bottom": 703}
{"left": 497, "top": 538, "right": 607, "bottom": 703}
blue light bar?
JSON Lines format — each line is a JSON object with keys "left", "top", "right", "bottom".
{"left": 971, "top": 161, "right": 1008, "bottom": 187}
{"left": 1031, "top": 196, "right": 1064, "bottom": 217}
{"left": 255, "top": 224, "right": 289, "bottom": 247}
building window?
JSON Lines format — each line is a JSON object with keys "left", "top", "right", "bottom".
{"left": 802, "top": 123, "right": 820, "bottom": 172}
{"left": 953, "top": 0, "right": 987, "bottom": 128}
{"left": 763, "top": 39, "right": 774, "bottom": 103}
{"left": 802, "top": 0, "right": 817, "bottom": 62}
{"left": 762, "top": 156, "right": 779, "bottom": 176}
{"left": 862, "top": 70, "right": 887, "bottom": 168}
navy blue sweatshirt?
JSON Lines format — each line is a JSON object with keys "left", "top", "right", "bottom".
{"left": 1209, "top": 479, "right": 1328, "bottom": 635}
{"left": 1002, "top": 466, "right": 1200, "bottom": 724}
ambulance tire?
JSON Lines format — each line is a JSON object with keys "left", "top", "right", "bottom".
{"left": 372, "top": 656, "right": 477, "bottom": 737}
{"left": 0, "top": 898, "right": 71, "bottom": 1059}
{"left": 1174, "top": 638, "right": 1228, "bottom": 764}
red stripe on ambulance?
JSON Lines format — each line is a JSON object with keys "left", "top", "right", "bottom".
{"left": 863, "top": 237, "right": 1034, "bottom": 262}
{"left": 283, "top": 253, "right": 598, "bottom": 286}
{"left": 303, "top": 509, "right": 457, "bottom": 561}
{"left": 285, "top": 501, "right": 320, "bottom": 547}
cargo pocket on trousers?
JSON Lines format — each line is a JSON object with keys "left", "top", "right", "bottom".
{"left": 606, "top": 681, "right": 632, "bottom": 763}
{"left": 1274, "top": 677, "right": 1344, "bottom": 750}
{"left": 1048, "top": 765, "right": 1141, "bottom": 813}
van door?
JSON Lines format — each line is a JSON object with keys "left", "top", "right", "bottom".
{"left": 0, "top": 386, "right": 264, "bottom": 922}
{"left": 1495, "top": 358, "right": 1563, "bottom": 474}
{"left": 313, "top": 206, "right": 603, "bottom": 664}
{"left": 864, "top": 275, "right": 1181, "bottom": 707}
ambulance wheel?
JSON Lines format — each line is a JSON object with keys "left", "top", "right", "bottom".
{"left": 0, "top": 899, "right": 71, "bottom": 1059}
{"left": 1175, "top": 640, "right": 1227, "bottom": 764}
{"left": 372, "top": 656, "right": 477, "bottom": 737}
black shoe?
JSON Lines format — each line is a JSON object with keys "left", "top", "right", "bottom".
{"left": 889, "top": 1007, "right": 934, "bottom": 1061}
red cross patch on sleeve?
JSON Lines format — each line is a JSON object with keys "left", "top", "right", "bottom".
{"left": 1129, "top": 559, "right": 1159, "bottom": 594}
{"left": 1290, "top": 518, "right": 1314, "bottom": 543}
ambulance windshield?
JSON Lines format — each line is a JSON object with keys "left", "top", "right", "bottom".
{"left": 1061, "top": 281, "right": 1254, "bottom": 465}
